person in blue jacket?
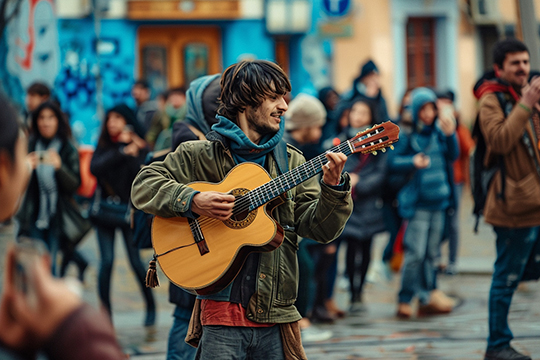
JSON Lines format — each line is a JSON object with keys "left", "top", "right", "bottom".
{"left": 388, "top": 87, "right": 459, "bottom": 318}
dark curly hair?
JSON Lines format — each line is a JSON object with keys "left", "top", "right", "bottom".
{"left": 493, "top": 38, "right": 529, "bottom": 68}
{"left": 217, "top": 60, "right": 291, "bottom": 122}
{"left": 31, "top": 101, "right": 72, "bottom": 141}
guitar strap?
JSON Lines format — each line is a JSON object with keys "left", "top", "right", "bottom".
{"left": 273, "top": 139, "right": 289, "bottom": 175}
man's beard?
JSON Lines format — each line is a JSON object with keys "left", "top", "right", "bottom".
{"left": 246, "top": 107, "right": 278, "bottom": 136}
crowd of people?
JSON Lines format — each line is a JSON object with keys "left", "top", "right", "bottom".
{"left": 0, "top": 37, "right": 539, "bottom": 360}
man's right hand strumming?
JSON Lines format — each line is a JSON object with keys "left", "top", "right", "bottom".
{"left": 191, "top": 191, "right": 235, "bottom": 220}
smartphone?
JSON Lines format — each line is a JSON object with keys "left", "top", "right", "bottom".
{"left": 12, "top": 238, "right": 47, "bottom": 309}
{"left": 35, "top": 150, "right": 49, "bottom": 163}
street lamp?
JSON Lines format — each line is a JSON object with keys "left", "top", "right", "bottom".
{"left": 265, "top": 0, "right": 312, "bottom": 35}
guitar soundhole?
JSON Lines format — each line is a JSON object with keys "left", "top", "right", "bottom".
{"left": 224, "top": 188, "right": 257, "bottom": 229}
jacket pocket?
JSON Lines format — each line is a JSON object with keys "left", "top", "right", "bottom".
{"left": 504, "top": 173, "right": 540, "bottom": 216}
{"left": 274, "top": 237, "right": 298, "bottom": 306}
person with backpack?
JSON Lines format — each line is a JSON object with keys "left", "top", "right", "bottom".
{"left": 474, "top": 38, "right": 540, "bottom": 360}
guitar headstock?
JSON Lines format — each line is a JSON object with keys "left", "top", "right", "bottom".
{"left": 349, "top": 121, "right": 400, "bottom": 155}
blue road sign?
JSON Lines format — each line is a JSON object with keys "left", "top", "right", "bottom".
{"left": 322, "top": 0, "right": 351, "bottom": 17}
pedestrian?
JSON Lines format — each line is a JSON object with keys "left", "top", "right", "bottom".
{"left": 474, "top": 38, "right": 540, "bottom": 360}
{"left": 146, "top": 86, "right": 188, "bottom": 150}
{"left": 282, "top": 93, "right": 335, "bottom": 341}
{"left": 132, "top": 79, "right": 159, "bottom": 135}
{"left": 16, "top": 101, "right": 85, "bottom": 277}
{"left": 318, "top": 86, "right": 341, "bottom": 145}
{"left": 436, "top": 89, "right": 474, "bottom": 275}
{"left": 340, "top": 59, "right": 390, "bottom": 124}
{"left": 0, "top": 93, "right": 125, "bottom": 360}
{"left": 23, "top": 82, "right": 51, "bottom": 131}
{"left": 131, "top": 60, "right": 353, "bottom": 359}
{"left": 388, "top": 87, "right": 459, "bottom": 319}
{"left": 338, "top": 99, "right": 387, "bottom": 312}
{"left": 90, "top": 104, "right": 156, "bottom": 327}
{"left": 380, "top": 88, "right": 414, "bottom": 279}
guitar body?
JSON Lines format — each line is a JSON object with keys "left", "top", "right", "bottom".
{"left": 152, "top": 162, "right": 284, "bottom": 295}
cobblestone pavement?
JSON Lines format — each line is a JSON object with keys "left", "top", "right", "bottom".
{"left": 69, "top": 194, "right": 540, "bottom": 359}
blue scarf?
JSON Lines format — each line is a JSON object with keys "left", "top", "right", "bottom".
{"left": 35, "top": 137, "right": 62, "bottom": 230}
{"left": 211, "top": 115, "right": 284, "bottom": 167}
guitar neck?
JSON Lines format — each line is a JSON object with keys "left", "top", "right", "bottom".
{"left": 243, "top": 140, "right": 354, "bottom": 211}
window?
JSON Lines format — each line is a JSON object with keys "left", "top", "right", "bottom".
{"left": 142, "top": 46, "right": 168, "bottom": 95}
{"left": 183, "top": 43, "right": 209, "bottom": 87}
{"left": 406, "top": 17, "right": 436, "bottom": 88}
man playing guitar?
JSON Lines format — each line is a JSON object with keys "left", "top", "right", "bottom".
{"left": 131, "top": 60, "right": 353, "bottom": 359}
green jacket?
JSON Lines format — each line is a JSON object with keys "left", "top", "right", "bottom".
{"left": 131, "top": 134, "right": 353, "bottom": 323}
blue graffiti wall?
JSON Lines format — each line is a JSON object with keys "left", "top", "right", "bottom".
{"left": 56, "top": 19, "right": 137, "bottom": 146}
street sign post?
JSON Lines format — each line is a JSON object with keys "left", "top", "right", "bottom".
{"left": 322, "top": 0, "right": 351, "bottom": 17}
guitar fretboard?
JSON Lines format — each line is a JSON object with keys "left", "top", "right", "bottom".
{"left": 231, "top": 124, "right": 390, "bottom": 214}
{"left": 243, "top": 141, "right": 353, "bottom": 211}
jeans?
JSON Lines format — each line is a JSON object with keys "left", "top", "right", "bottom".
{"left": 487, "top": 226, "right": 539, "bottom": 351}
{"left": 295, "top": 239, "right": 315, "bottom": 317}
{"left": 28, "top": 224, "right": 60, "bottom": 276}
{"left": 398, "top": 209, "right": 444, "bottom": 304}
{"left": 96, "top": 224, "right": 155, "bottom": 317}
{"left": 382, "top": 202, "right": 402, "bottom": 263}
{"left": 195, "top": 325, "right": 284, "bottom": 360}
{"left": 167, "top": 307, "right": 197, "bottom": 360}
{"left": 446, "top": 184, "right": 463, "bottom": 265}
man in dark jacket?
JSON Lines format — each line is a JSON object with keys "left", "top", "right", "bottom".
{"left": 340, "top": 59, "right": 390, "bottom": 124}
{"left": 132, "top": 60, "right": 353, "bottom": 359}
{"left": 476, "top": 38, "right": 540, "bottom": 360}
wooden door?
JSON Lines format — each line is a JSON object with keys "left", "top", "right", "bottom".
{"left": 406, "top": 18, "right": 436, "bottom": 88}
{"left": 138, "top": 26, "right": 222, "bottom": 94}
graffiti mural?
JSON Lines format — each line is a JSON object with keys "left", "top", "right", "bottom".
{"left": 5, "top": 0, "right": 59, "bottom": 102}
{"left": 55, "top": 19, "right": 136, "bottom": 145}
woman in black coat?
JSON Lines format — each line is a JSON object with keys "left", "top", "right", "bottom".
{"left": 339, "top": 99, "right": 387, "bottom": 311}
{"left": 17, "top": 101, "right": 85, "bottom": 277}
{"left": 90, "top": 104, "right": 156, "bottom": 326}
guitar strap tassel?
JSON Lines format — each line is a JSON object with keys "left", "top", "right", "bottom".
{"left": 145, "top": 255, "right": 160, "bottom": 288}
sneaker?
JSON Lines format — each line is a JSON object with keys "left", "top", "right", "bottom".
{"left": 381, "top": 261, "right": 394, "bottom": 281}
{"left": 484, "top": 346, "right": 531, "bottom": 360}
{"left": 310, "top": 305, "right": 336, "bottom": 324}
{"left": 418, "top": 290, "right": 455, "bottom": 316}
{"left": 301, "top": 326, "right": 333, "bottom": 343}
{"left": 349, "top": 301, "right": 367, "bottom": 314}
{"left": 396, "top": 303, "right": 413, "bottom": 319}
{"left": 445, "top": 263, "right": 458, "bottom": 275}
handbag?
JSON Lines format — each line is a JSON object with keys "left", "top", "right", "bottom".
{"left": 60, "top": 197, "right": 93, "bottom": 249}
{"left": 90, "top": 186, "right": 131, "bottom": 228}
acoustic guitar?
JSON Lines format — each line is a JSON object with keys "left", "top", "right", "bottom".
{"left": 151, "top": 121, "right": 400, "bottom": 295}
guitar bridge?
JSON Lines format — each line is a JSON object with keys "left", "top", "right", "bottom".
{"left": 188, "top": 218, "right": 209, "bottom": 256}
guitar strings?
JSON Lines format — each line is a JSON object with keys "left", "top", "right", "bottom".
{"left": 191, "top": 140, "right": 355, "bottom": 230}
{"left": 191, "top": 129, "right": 386, "bottom": 229}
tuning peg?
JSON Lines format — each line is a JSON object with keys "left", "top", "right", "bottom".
{"left": 381, "top": 148, "right": 386, "bottom": 153}
{"left": 371, "top": 151, "right": 377, "bottom": 155}
{"left": 390, "top": 145, "right": 394, "bottom": 150}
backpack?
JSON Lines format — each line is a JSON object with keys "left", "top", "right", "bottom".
{"left": 132, "top": 148, "right": 172, "bottom": 249}
{"left": 470, "top": 92, "right": 508, "bottom": 232}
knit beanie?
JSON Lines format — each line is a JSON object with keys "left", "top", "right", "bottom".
{"left": 410, "top": 87, "right": 437, "bottom": 125}
{"left": 106, "top": 103, "right": 144, "bottom": 137}
{"left": 358, "top": 60, "right": 379, "bottom": 81}
{"left": 285, "top": 94, "right": 327, "bottom": 131}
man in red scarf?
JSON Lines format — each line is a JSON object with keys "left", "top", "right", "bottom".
{"left": 476, "top": 38, "right": 540, "bottom": 360}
